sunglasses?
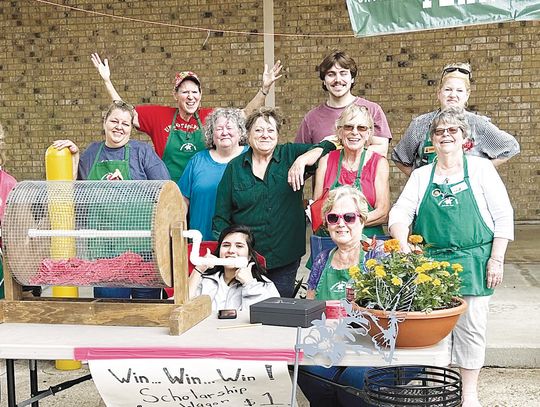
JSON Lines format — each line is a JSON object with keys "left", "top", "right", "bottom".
{"left": 326, "top": 212, "right": 361, "bottom": 225}
{"left": 442, "top": 67, "right": 471, "bottom": 79}
{"left": 342, "top": 124, "right": 370, "bottom": 133}
{"left": 433, "top": 126, "right": 460, "bottom": 136}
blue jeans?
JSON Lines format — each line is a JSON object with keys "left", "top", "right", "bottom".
{"left": 298, "top": 365, "right": 373, "bottom": 407}
{"left": 94, "top": 287, "right": 162, "bottom": 299}
{"left": 266, "top": 259, "right": 301, "bottom": 298}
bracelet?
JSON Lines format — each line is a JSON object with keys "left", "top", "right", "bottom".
{"left": 489, "top": 257, "right": 504, "bottom": 264}
{"left": 260, "top": 88, "right": 268, "bottom": 96}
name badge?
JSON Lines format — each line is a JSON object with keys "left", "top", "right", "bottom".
{"left": 451, "top": 182, "right": 468, "bottom": 195}
{"left": 424, "top": 146, "right": 436, "bottom": 154}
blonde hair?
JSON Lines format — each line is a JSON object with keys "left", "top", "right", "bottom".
{"left": 321, "top": 185, "right": 369, "bottom": 227}
{"left": 439, "top": 62, "right": 472, "bottom": 92}
{"left": 335, "top": 104, "right": 374, "bottom": 145}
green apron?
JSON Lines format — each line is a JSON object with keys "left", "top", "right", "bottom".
{"left": 87, "top": 143, "right": 152, "bottom": 259}
{"left": 315, "top": 248, "right": 364, "bottom": 300}
{"left": 161, "top": 110, "right": 206, "bottom": 181}
{"left": 418, "top": 129, "right": 437, "bottom": 167}
{"left": 317, "top": 149, "right": 384, "bottom": 237}
{"left": 412, "top": 156, "right": 494, "bottom": 296}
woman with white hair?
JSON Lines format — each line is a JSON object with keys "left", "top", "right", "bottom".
{"left": 179, "top": 108, "right": 248, "bottom": 240}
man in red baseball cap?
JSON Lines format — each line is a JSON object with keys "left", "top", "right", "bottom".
{"left": 91, "top": 53, "right": 282, "bottom": 180}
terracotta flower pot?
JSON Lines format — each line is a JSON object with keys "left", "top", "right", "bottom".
{"left": 359, "top": 297, "right": 468, "bottom": 348}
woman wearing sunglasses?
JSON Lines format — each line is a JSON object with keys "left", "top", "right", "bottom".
{"left": 300, "top": 186, "right": 373, "bottom": 406}
{"left": 52, "top": 100, "right": 170, "bottom": 300}
{"left": 392, "top": 62, "right": 519, "bottom": 176}
{"left": 389, "top": 107, "right": 514, "bottom": 407}
{"left": 313, "top": 104, "right": 389, "bottom": 238}
{"left": 306, "top": 185, "right": 368, "bottom": 301}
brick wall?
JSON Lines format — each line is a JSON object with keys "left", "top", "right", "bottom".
{"left": 1, "top": 1, "right": 538, "bottom": 220}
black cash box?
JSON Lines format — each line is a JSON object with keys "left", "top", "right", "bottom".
{"left": 250, "top": 297, "right": 326, "bottom": 328}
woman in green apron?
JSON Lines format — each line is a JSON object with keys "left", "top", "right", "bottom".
{"left": 389, "top": 107, "right": 514, "bottom": 407}
{"left": 90, "top": 52, "right": 283, "bottom": 181}
{"left": 52, "top": 101, "right": 170, "bottom": 300}
{"left": 300, "top": 186, "right": 373, "bottom": 406}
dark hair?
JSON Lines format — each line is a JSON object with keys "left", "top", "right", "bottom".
{"left": 245, "top": 106, "right": 284, "bottom": 134}
{"left": 318, "top": 50, "right": 358, "bottom": 91}
{"left": 204, "top": 224, "right": 268, "bottom": 283}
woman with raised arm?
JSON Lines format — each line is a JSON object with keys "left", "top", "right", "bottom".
{"left": 91, "top": 53, "right": 282, "bottom": 180}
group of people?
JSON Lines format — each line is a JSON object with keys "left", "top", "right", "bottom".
{"left": 47, "top": 50, "right": 518, "bottom": 407}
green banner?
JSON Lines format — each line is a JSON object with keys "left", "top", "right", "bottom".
{"left": 347, "top": 0, "right": 540, "bottom": 37}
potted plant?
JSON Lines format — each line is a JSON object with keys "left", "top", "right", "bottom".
{"left": 349, "top": 235, "right": 467, "bottom": 348}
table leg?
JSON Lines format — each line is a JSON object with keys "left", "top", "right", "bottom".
{"left": 29, "top": 360, "right": 39, "bottom": 407}
{"left": 6, "top": 359, "right": 16, "bottom": 407}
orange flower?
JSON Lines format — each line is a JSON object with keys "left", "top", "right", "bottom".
{"left": 383, "top": 239, "right": 401, "bottom": 253}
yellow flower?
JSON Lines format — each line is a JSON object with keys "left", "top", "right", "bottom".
{"left": 374, "top": 266, "right": 386, "bottom": 278}
{"left": 421, "top": 262, "right": 433, "bottom": 272}
{"left": 383, "top": 239, "right": 401, "bottom": 253}
{"left": 348, "top": 265, "right": 361, "bottom": 279}
{"left": 452, "top": 263, "right": 464, "bottom": 273}
{"left": 391, "top": 276, "right": 402, "bottom": 286}
{"left": 415, "top": 266, "right": 425, "bottom": 274}
{"left": 414, "top": 273, "right": 432, "bottom": 284}
{"left": 365, "top": 259, "right": 378, "bottom": 269}
{"left": 441, "top": 261, "right": 450, "bottom": 268}
{"left": 432, "top": 261, "right": 440, "bottom": 269}
{"left": 432, "top": 278, "right": 441, "bottom": 286}
{"left": 408, "top": 235, "right": 423, "bottom": 244}
{"left": 441, "top": 270, "right": 450, "bottom": 277}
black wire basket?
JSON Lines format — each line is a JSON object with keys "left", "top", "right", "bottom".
{"left": 364, "top": 365, "right": 462, "bottom": 407}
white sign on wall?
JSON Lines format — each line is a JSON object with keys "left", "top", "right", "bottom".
{"left": 90, "top": 358, "right": 294, "bottom": 407}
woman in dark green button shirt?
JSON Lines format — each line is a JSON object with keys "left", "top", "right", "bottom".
{"left": 213, "top": 107, "right": 335, "bottom": 297}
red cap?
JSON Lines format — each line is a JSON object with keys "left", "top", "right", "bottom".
{"left": 174, "top": 71, "right": 201, "bottom": 91}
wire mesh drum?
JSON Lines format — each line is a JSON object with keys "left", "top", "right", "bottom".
{"left": 2, "top": 180, "right": 182, "bottom": 288}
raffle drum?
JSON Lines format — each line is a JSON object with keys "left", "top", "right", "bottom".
{"left": 3, "top": 180, "right": 175, "bottom": 288}
{"left": 0, "top": 180, "right": 211, "bottom": 335}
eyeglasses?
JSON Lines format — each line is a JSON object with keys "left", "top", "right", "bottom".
{"left": 442, "top": 67, "right": 471, "bottom": 79}
{"left": 326, "top": 212, "right": 361, "bottom": 225}
{"left": 342, "top": 124, "right": 370, "bottom": 133}
{"left": 112, "top": 100, "right": 135, "bottom": 111}
{"left": 433, "top": 126, "right": 460, "bottom": 136}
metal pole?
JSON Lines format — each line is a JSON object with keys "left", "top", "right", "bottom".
{"left": 29, "top": 360, "right": 39, "bottom": 407}
{"left": 6, "top": 359, "right": 16, "bottom": 407}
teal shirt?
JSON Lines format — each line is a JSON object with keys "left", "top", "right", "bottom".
{"left": 213, "top": 141, "right": 335, "bottom": 269}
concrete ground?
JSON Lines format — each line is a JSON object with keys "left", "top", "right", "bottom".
{"left": 1, "top": 224, "right": 539, "bottom": 406}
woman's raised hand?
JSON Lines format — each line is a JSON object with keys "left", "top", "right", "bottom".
{"left": 261, "top": 60, "right": 283, "bottom": 94}
{"left": 91, "top": 53, "right": 111, "bottom": 81}
{"left": 235, "top": 262, "right": 255, "bottom": 285}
